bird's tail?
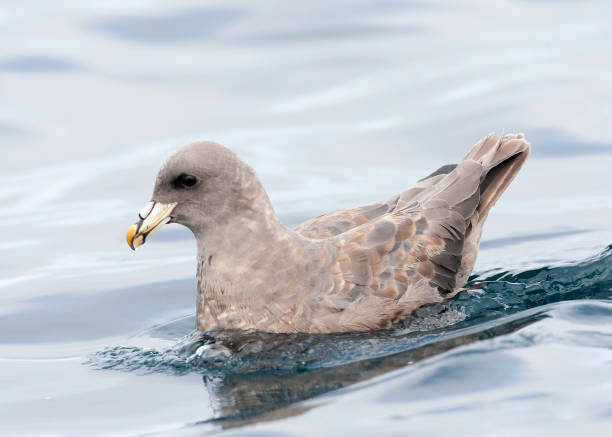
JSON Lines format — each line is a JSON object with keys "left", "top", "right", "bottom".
{"left": 464, "top": 133, "right": 531, "bottom": 222}
{"left": 393, "top": 132, "right": 530, "bottom": 291}
{"left": 451, "top": 133, "right": 530, "bottom": 286}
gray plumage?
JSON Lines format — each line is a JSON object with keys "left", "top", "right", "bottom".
{"left": 134, "top": 133, "right": 530, "bottom": 333}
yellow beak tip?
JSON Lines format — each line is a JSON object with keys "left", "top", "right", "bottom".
{"left": 126, "top": 201, "right": 176, "bottom": 251}
{"left": 126, "top": 224, "right": 138, "bottom": 250}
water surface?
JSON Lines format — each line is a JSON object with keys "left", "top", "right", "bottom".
{"left": 1, "top": 0, "right": 612, "bottom": 435}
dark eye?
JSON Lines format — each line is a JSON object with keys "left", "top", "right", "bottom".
{"left": 172, "top": 173, "right": 198, "bottom": 189}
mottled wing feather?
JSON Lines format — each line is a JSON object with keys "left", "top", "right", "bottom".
{"left": 301, "top": 134, "right": 529, "bottom": 332}
{"left": 315, "top": 159, "right": 485, "bottom": 331}
{"left": 294, "top": 195, "right": 400, "bottom": 239}
{"left": 418, "top": 164, "right": 458, "bottom": 182}
{"left": 295, "top": 164, "right": 458, "bottom": 240}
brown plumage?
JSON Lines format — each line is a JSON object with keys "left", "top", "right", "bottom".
{"left": 127, "top": 133, "right": 530, "bottom": 333}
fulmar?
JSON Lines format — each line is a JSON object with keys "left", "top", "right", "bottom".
{"left": 127, "top": 133, "right": 529, "bottom": 333}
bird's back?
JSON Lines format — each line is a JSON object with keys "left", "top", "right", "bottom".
{"left": 297, "top": 134, "right": 530, "bottom": 332}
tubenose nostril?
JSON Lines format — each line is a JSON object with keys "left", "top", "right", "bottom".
{"left": 138, "top": 201, "right": 155, "bottom": 220}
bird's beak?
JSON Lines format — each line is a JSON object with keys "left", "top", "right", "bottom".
{"left": 126, "top": 201, "right": 177, "bottom": 250}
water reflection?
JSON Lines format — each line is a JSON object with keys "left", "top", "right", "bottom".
{"left": 0, "top": 120, "right": 31, "bottom": 137}
{"left": 526, "top": 128, "right": 612, "bottom": 156}
{"left": 197, "top": 310, "right": 545, "bottom": 428}
{"left": 0, "top": 55, "right": 82, "bottom": 73}
{"left": 238, "top": 24, "right": 421, "bottom": 44}
{"left": 90, "top": 8, "right": 241, "bottom": 43}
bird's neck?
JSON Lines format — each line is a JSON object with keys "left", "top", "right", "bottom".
{"left": 194, "top": 210, "right": 333, "bottom": 333}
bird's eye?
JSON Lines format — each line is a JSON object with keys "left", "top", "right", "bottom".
{"left": 173, "top": 173, "right": 198, "bottom": 189}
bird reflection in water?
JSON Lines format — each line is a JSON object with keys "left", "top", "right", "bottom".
{"left": 191, "top": 309, "right": 546, "bottom": 429}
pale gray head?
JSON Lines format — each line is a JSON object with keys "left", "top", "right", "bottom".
{"left": 126, "top": 141, "right": 273, "bottom": 249}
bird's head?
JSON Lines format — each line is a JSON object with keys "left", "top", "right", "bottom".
{"left": 126, "top": 141, "right": 263, "bottom": 250}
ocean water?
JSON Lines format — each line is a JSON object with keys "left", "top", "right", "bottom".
{"left": 1, "top": 0, "right": 612, "bottom": 435}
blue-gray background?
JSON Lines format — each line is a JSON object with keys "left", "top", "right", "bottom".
{"left": 1, "top": 1, "right": 611, "bottom": 435}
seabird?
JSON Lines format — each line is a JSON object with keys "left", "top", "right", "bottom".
{"left": 126, "top": 133, "right": 529, "bottom": 333}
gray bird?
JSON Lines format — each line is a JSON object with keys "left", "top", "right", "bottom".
{"left": 127, "top": 133, "right": 529, "bottom": 333}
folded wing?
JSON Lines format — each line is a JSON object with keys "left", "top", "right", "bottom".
{"left": 311, "top": 134, "right": 530, "bottom": 331}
